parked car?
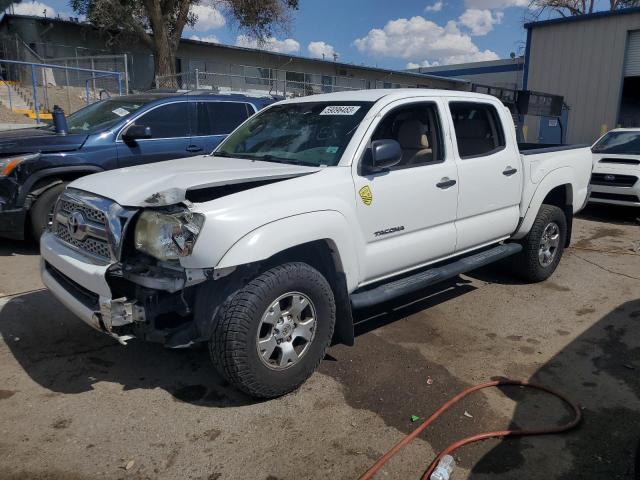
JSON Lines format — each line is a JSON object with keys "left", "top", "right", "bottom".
{"left": 40, "top": 89, "right": 592, "bottom": 398}
{"left": 589, "top": 128, "right": 640, "bottom": 207}
{"left": 0, "top": 91, "right": 277, "bottom": 240}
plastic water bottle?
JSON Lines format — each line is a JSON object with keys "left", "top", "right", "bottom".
{"left": 430, "top": 455, "right": 455, "bottom": 480}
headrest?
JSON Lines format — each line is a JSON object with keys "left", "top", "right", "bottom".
{"left": 398, "top": 120, "right": 430, "bottom": 149}
{"left": 457, "top": 113, "right": 491, "bottom": 139}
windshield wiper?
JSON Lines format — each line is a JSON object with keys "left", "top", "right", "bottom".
{"left": 256, "top": 155, "right": 308, "bottom": 166}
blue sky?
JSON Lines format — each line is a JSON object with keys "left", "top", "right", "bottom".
{"left": 5, "top": 0, "right": 604, "bottom": 69}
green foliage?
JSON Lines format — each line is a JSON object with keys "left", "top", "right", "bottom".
{"left": 70, "top": 0, "right": 299, "bottom": 80}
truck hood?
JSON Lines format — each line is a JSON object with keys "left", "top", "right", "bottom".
{"left": 0, "top": 127, "right": 88, "bottom": 155}
{"left": 70, "top": 155, "right": 322, "bottom": 207}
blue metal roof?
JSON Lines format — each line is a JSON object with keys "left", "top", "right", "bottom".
{"left": 418, "top": 63, "right": 523, "bottom": 78}
{"left": 524, "top": 6, "right": 640, "bottom": 29}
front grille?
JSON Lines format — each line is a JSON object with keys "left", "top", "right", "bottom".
{"left": 590, "top": 192, "right": 640, "bottom": 202}
{"left": 45, "top": 261, "right": 99, "bottom": 308}
{"left": 57, "top": 198, "right": 107, "bottom": 224}
{"left": 54, "top": 222, "right": 110, "bottom": 258}
{"left": 53, "top": 192, "right": 111, "bottom": 260}
{"left": 599, "top": 158, "right": 640, "bottom": 166}
{"left": 590, "top": 173, "right": 638, "bottom": 188}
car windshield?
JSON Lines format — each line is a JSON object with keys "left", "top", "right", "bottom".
{"left": 214, "top": 101, "right": 374, "bottom": 166}
{"left": 592, "top": 131, "right": 640, "bottom": 155}
{"left": 60, "top": 99, "right": 148, "bottom": 133}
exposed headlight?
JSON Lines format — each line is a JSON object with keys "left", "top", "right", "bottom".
{"left": 134, "top": 209, "right": 205, "bottom": 261}
{"left": 0, "top": 153, "right": 39, "bottom": 177}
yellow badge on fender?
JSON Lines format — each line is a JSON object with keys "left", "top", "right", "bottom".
{"left": 359, "top": 186, "right": 373, "bottom": 206}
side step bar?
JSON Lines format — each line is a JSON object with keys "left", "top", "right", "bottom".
{"left": 350, "top": 243, "right": 523, "bottom": 309}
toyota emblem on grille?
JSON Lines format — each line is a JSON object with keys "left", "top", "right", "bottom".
{"left": 604, "top": 174, "right": 616, "bottom": 181}
{"left": 67, "top": 211, "right": 88, "bottom": 241}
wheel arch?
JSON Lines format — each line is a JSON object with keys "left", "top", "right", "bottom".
{"left": 260, "top": 240, "right": 355, "bottom": 347}
{"left": 211, "top": 212, "right": 360, "bottom": 347}
{"left": 19, "top": 165, "right": 104, "bottom": 206}
{"left": 514, "top": 167, "right": 575, "bottom": 245}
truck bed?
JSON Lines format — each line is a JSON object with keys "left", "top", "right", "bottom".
{"left": 518, "top": 143, "right": 590, "bottom": 155}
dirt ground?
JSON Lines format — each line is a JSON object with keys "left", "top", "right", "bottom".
{"left": 0, "top": 105, "right": 35, "bottom": 124}
{"left": 0, "top": 204, "right": 638, "bottom": 480}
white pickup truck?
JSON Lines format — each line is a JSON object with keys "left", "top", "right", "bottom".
{"left": 40, "top": 89, "right": 592, "bottom": 398}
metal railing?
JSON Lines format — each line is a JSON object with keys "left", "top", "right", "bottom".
{"left": 155, "top": 66, "right": 416, "bottom": 97}
{"left": 0, "top": 59, "right": 123, "bottom": 123}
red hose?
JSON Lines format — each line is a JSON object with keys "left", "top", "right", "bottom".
{"left": 358, "top": 379, "right": 582, "bottom": 480}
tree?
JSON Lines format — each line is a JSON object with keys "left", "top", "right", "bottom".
{"left": 70, "top": 0, "right": 299, "bottom": 86}
{"left": 530, "top": 0, "right": 640, "bottom": 17}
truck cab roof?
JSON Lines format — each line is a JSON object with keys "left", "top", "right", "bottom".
{"left": 275, "top": 88, "right": 498, "bottom": 105}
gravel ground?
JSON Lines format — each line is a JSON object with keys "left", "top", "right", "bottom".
{"left": 0, "top": 204, "right": 638, "bottom": 480}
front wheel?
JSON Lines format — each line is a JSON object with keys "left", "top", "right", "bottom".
{"left": 511, "top": 204, "right": 567, "bottom": 282}
{"left": 29, "top": 182, "right": 67, "bottom": 240}
{"left": 209, "top": 262, "right": 336, "bottom": 398}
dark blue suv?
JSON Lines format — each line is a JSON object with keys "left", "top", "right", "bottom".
{"left": 0, "top": 91, "right": 277, "bottom": 239}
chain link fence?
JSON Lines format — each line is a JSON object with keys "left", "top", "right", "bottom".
{"left": 0, "top": 59, "right": 122, "bottom": 123}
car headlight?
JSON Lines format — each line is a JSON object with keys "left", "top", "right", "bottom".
{"left": 134, "top": 209, "right": 205, "bottom": 261}
{"left": 0, "top": 153, "right": 39, "bottom": 177}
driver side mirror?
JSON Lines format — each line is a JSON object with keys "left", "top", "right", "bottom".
{"left": 122, "top": 125, "right": 152, "bottom": 142}
{"left": 363, "top": 139, "right": 402, "bottom": 174}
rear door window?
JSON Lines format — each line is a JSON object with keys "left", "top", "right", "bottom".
{"left": 449, "top": 102, "right": 506, "bottom": 159}
{"left": 195, "top": 101, "right": 252, "bottom": 136}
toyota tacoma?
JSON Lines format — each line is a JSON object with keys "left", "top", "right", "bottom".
{"left": 40, "top": 89, "right": 593, "bottom": 398}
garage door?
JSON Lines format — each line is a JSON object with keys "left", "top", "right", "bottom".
{"left": 624, "top": 30, "right": 640, "bottom": 77}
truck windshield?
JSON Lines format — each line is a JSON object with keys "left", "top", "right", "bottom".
{"left": 62, "top": 99, "right": 147, "bottom": 133}
{"left": 214, "top": 101, "right": 373, "bottom": 166}
{"left": 592, "top": 131, "right": 640, "bottom": 155}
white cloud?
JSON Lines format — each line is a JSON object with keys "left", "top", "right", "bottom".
{"left": 189, "top": 34, "right": 219, "bottom": 44}
{"left": 308, "top": 41, "right": 338, "bottom": 59}
{"left": 407, "top": 60, "right": 439, "bottom": 69}
{"left": 459, "top": 8, "right": 504, "bottom": 36}
{"left": 191, "top": 4, "right": 225, "bottom": 31}
{"left": 464, "top": 0, "right": 528, "bottom": 8}
{"left": 235, "top": 35, "right": 300, "bottom": 54}
{"left": 354, "top": 15, "right": 499, "bottom": 66}
{"left": 425, "top": 1, "right": 443, "bottom": 12}
{"left": 8, "top": 1, "right": 56, "bottom": 17}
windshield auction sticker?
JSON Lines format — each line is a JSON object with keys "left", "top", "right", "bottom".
{"left": 112, "top": 107, "right": 130, "bottom": 117}
{"left": 319, "top": 106, "right": 361, "bottom": 115}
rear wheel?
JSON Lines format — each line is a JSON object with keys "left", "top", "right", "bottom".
{"left": 29, "top": 182, "right": 67, "bottom": 240}
{"left": 511, "top": 204, "right": 567, "bottom": 282}
{"left": 209, "top": 262, "right": 336, "bottom": 398}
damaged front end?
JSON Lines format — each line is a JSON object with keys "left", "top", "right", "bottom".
{"left": 104, "top": 257, "right": 214, "bottom": 347}
{"left": 45, "top": 187, "right": 220, "bottom": 347}
{"left": 103, "top": 204, "right": 215, "bottom": 346}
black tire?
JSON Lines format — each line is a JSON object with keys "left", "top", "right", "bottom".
{"left": 511, "top": 204, "right": 567, "bottom": 283}
{"left": 209, "top": 262, "right": 336, "bottom": 398}
{"left": 29, "top": 182, "right": 67, "bottom": 239}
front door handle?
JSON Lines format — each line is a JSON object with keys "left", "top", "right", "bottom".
{"left": 186, "top": 145, "right": 203, "bottom": 153}
{"left": 436, "top": 178, "right": 457, "bottom": 189}
{"left": 503, "top": 166, "right": 518, "bottom": 176}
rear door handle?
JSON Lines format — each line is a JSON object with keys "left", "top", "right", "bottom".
{"left": 436, "top": 178, "right": 457, "bottom": 189}
{"left": 186, "top": 145, "right": 203, "bottom": 153}
{"left": 503, "top": 166, "right": 518, "bottom": 176}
